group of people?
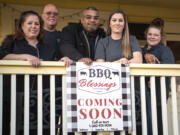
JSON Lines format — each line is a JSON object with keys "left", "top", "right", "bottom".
{"left": 0, "top": 3, "right": 175, "bottom": 135}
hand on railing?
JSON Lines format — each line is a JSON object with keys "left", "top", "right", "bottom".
{"left": 23, "top": 54, "right": 42, "bottom": 67}
{"left": 112, "top": 58, "right": 129, "bottom": 65}
{"left": 78, "top": 58, "right": 93, "bottom": 65}
{"left": 59, "top": 56, "right": 73, "bottom": 67}
{"left": 144, "top": 53, "right": 160, "bottom": 64}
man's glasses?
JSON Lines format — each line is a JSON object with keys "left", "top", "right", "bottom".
{"left": 44, "top": 12, "right": 58, "bottom": 16}
{"left": 84, "top": 15, "right": 99, "bottom": 20}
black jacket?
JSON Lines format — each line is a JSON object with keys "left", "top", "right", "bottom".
{"left": 143, "top": 42, "right": 175, "bottom": 64}
{"left": 60, "top": 23, "right": 106, "bottom": 61}
{"left": 0, "top": 35, "right": 56, "bottom": 60}
{"left": 0, "top": 35, "right": 57, "bottom": 93}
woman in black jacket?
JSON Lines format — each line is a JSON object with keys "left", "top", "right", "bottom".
{"left": 0, "top": 11, "right": 72, "bottom": 66}
{"left": 0, "top": 10, "right": 73, "bottom": 135}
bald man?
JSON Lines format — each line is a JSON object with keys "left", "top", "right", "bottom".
{"left": 42, "top": 4, "right": 61, "bottom": 60}
{"left": 41, "top": 4, "right": 63, "bottom": 135}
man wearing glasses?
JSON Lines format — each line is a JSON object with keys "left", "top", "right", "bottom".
{"left": 42, "top": 4, "right": 62, "bottom": 60}
{"left": 60, "top": 7, "right": 106, "bottom": 65}
{"left": 41, "top": 4, "right": 64, "bottom": 135}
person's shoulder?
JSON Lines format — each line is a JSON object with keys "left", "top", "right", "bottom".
{"left": 99, "top": 36, "right": 109, "bottom": 42}
{"left": 61, "top": 23, "right": 82, "bottom": 36}
{"left": 2, "top": 34, "right": 15, "bottom": 45}
{"left": 97, "top": 36, "right": 109, "bottom": 47}
{"left": 130, "top": 35, "right": 138, "bottom": 41}
{"left": 158, "top": 43, "right": 168, "bottom": 49}
{"left": 97, "top": 27, "right": 106, "bottom": 37}
{"left": 62, "top": 23, "right": 80, "bottom": 31}
{"left": 159, "top": 43, "right": 172, "bottom": 52}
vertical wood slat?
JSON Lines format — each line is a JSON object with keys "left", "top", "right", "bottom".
{"left": 97, "top": 132, "right": 103, "bottom": 135}
{"left": 87, "top": 132, "right": 92, "bottom": 135}
{"left": 160, "top": 77, "right": 168, "bottom": 135}
{"left": 75, "top": 132, "right": 81, "bottom": 135}
{"left": 24, "top": 75, "right": 29, "bottom": 135}
{"left": 150, "top": 76, "right": 158, "bottom": 135}
{"left": 109, "top": 132, "right": 114, "bottom": 135}
{"left": 10, "top": 75, "right": 16, "bottom": 135}
{"left": 171, "top": 77, "right": 179, "bottom": 135}
{"left": 38, "top": 75, "right": 43, "bottom": 135}
{"left": 62, "top": 75, "right": 67, "bottom": 135}
{"left": 130, "top": 76, "right": 137, "bottom": 135}
{"left": 50, "top": 75, "right": 55, "bottom": 135}
{"left": 120, "top": 131, "right": 125, "bottom": 135}
{"left": 0, "top": 75, "right": 2, "bottom": 135}
{"left": 140, "top": 76, "right": 147, "bottom": 135}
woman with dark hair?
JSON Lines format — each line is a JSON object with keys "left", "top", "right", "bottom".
{"left": 0, "top": 10, "right": 72, "bottom": 66}
{"left": 95, "top": 9, "right": 142, "bottom": 64}
{"left": 143, "top": 18, "right": 175, "bottom": 135}
{"left": 0, "top": 10, "right": 72, "bottom": 135}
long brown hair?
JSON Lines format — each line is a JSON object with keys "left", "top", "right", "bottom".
{"left": 107, "top": 9, "right": 131, "bottom": 58}
{"left": 14, "top": 10, "right": 44, "bottom": 42}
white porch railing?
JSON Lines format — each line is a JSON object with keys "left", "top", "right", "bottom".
{"left": 0, "top": 60, "right": 180, "bottom": 135}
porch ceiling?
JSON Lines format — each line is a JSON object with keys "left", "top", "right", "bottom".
{"left": 0, "top": 0, "right": 180, "bottom": 10}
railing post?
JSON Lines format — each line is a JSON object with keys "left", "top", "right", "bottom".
{"left": 131, "top": 76, "right": 136, "bottom": 135}
{"left": 160, "top": 76, "right": 168, "bottom": 135}
{"left": 50, "top": 75, "right": 56, "bottom": 135}
{"left": 0, "top": 75, "right": 2, "bottom": 135}
{"left": 150, "top": 76, "right": 158, "bottom": 135}
{"left": 171, "top": 77, "right": 179, "bottom": 135}
{"left": 10, "top": 74, "right": 16, "bottom": 135}
{"left": 38, "top": 75, "right": 43, "bottom": 135}
{"left": 62, "top": 74, "right": 67, "bottom": 135}
{"left": 24, "top": 75, "right": 30, "bottom": 135}
{"left": 140, "top": 76, "right": 147, "bottom": 135}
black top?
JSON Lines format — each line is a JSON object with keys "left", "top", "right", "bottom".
{"left": 0, "top": 35, "right": 57, "bottom": 93}
{"left": 143, "top": 42, "right": 175, "bottom": 102}
{"left": 0, "top": 35, "right": 56, "bottom": 60}
{"left": 0, "top": 35, "right": 62, "bottom": 134}
{"left": 44, "top": 30, "right": 62, "bottom": 60}
{"left": 143, "top": 42, "right": 175, "bottom": 64}
{"left": 60, "top": 23, "right": 106, "bottom": 61}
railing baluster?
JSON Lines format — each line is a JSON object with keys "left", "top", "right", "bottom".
{"left": 87, "top": 132, "right": 92, "bottom": 135}
{"left": 75, "top": 132, "right": 81, "bottom": 135}
{"left": 24, "top": 75, "right": 29, "bottom": 135}
{"left": 38, "top": 75, "right": 43, "bottom": 135}
{"left": 140, "top": 76, "right": 147, "bottom": 135}
{"left": 0, "top": 75, "right": 2, "bottom": 135}
{"left": 97, "top": 131, "right": 103, "bottom": 135}
{"left": 160, "top": 76, "right": 168, "bottom": 135}
{"left": 120, "top": 131, "right": 125, "bottom": 135}
{"left": 10, "top": 74, "right": 16, "bottom": 135}
{"left": 50, "top": 75, "right": 56, "bottom": 135}
{"left": 150, "top": 76, "right": 158, "bottom": 135}
{"left": 109, "top": 131, "right": 114, "bottom": 135}
{"left": 62, "top": 74, "right": 67, "bottom": 135}
{"left": 131, "top": 76, "right": 136, "bottom": 135}
{"left": 171, "top": 77, "right": 179, "bottom": 135}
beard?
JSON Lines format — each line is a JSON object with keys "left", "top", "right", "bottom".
{"left": 86, "top": 25, "right": 98, "bottom": 32}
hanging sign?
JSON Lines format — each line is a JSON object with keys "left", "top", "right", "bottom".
{"left": 66, "top": 62, "right": 132, "bottom": 132}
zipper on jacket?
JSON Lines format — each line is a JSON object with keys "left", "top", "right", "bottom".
{"left": 82, "top": 31, "right": 91, "bottom": 58}
{"left": 35, "top": 47, "right": 40, "bottom": 58}
{"left": 82, "top": 31, "right": 99, "bottom": 59}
